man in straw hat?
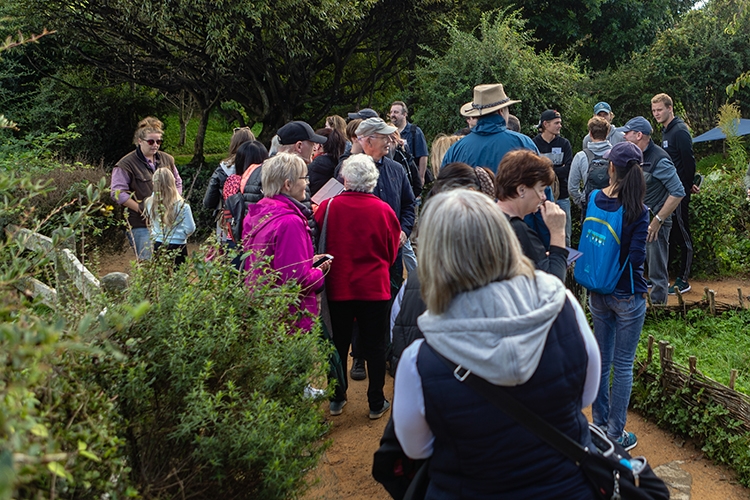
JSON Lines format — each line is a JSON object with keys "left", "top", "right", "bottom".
{"left": 442, "top": 83, "right": 538, "bottom": 173}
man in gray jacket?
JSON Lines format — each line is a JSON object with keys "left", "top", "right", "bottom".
{"left": 622, "top": 116, "right": 685, "bottom": 304}
{"left": 569, "top": 116, "right": 613, "bottom": 211}
{"left": 582, "top": 101, "right": 625, "bottom": 150}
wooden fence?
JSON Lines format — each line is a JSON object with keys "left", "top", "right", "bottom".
{"left": 6, "top": 224, "right": 122, "bottom": 307}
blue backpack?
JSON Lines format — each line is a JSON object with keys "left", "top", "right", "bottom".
{"left": 574, "top": 190, "right": 632, "bottom": 294}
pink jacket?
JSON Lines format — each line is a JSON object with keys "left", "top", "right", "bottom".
{"left": 243, "top": 195, "right": 323, "bottom": 332}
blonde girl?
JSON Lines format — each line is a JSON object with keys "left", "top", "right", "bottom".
{"left": 144, "top": 167, "right": 196, "bottom": 267}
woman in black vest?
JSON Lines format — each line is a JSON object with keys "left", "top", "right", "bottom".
{"left": 392, "top": 189, "right": 600, "bottom": 499}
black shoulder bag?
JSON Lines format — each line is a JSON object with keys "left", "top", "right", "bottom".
{"left": 430, "top": 348, "right": 669, "bottom": 500}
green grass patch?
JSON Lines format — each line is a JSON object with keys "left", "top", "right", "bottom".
{"left": 162, "top": 113, "right": 234, "bottom": 156}
{"left": 638, "top": 309, "right": 750, "bottom": 394}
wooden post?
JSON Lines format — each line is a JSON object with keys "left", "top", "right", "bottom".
{"left": 709, "top": 289, "right": 717, "bottom": 316}
{"left": 704, "top": 286, "right": 710, "bottom": 301}
{"left": 739, "top": 288, "right": 744, "bottom": 309}
{"left": 646, "top": 290, "right": 653, "bottom": 309}
{"left": 730, "top": 369, "right": 738, "bottom": 390}
{"left": 675, "top": 287, "right": 684, "bottom": 307}
{"left": 647, "top": 335, "right": 654, "bottom": 364}
{"left": 52, "top": 229, "right": 75, "bottom": 307}
{"left": 689, "top": 356, "right": 697, "bottom": 375}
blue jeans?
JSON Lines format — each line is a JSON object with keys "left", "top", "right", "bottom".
{"left": 127, "top": 227, "right": 152, "bottom": 260}
{"left": 402, "top": 239, "right": 418, "bottom": 273}
{"left": 555, "top": 197, "right": 572, "bottom": 247}
{"left": 590, "top": 292, "right": 646, "bottom": 439}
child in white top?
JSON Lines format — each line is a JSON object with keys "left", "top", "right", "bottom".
{"left": 144, "top": 167, "right": 196, "bottom": 267}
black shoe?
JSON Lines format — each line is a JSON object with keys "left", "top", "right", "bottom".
{"left": 350, "top": 358, "right": 367, "bottom": 380}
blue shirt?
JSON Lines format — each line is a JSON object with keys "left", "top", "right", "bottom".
{"left": 402, "top": 122, "right": 428, "bottom": 159}
{"left": 441, "top": 114, "right": 539, "bottom": 173}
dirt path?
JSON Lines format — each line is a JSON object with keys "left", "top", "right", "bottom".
{"left": 96, "top": 249, "right": 750, "bottom": 499}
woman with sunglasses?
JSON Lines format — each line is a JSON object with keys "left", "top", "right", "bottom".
{"left": 110, "top": 116, "right": 182, "bottom": 260}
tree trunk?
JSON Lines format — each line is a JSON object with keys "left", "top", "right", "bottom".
{"left": 190, "top": 106, "right": 211, "bottom": 166}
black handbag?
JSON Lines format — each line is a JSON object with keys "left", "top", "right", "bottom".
{"left": 431, "top": 349, "right": 670, "bottom": 500}
{"left": 372, "top": 418, "right": 429, "bottom": 500}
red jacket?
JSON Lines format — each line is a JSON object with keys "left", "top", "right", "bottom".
{"left": 315, "top": 192, "right": 400, "bottom": 301}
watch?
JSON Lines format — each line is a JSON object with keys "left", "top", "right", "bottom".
{"left": 654, "top": 214, "right": 664, "bottom": 225}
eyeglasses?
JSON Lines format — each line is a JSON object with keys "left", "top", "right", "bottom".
{"left": 370, "top": 135, "right": 391, "bottom": 143}
{"left": 142, "top": 139, "right": 163, "bottom": 146}
{"left": 299, "top": 175, "right": 310, "bottom": 181}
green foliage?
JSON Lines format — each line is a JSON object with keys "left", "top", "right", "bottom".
{"left": 592, "top": 0, "right": 750, "bottom": 134}
{"left": 639, "top": 309, "right": 750, "bottom": 392}
{"left": 410, "top": 10, "right": 586, "bottom": 142}
{"left": 0, "top": 172, "right": 135, "bottom": 499}
{"left": 717, "top": 102, "right": 748, "bottom": 174}
{"left": 632, "top": 310, "right": 750, "bottom": 487}
{"left": 162, "top": 112, "right": 235, "bottom": 157}
{"left": 98, "top": 251, "right": 331, "bottom": 498}
{"left": 689, "top": 165, "right": 750, "bottom": 276}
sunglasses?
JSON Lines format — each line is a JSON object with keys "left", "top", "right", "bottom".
{"left": 142, "top": 139, "right": 163, "bottom": 146}
{"left": 233, "top": 127, "right": 251, "bottom": 133}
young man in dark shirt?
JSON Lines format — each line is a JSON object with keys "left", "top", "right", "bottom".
{"left": 533, "top": 109, "right": 573, "bottom": 246}
{"left": 652, "top": 93, "right": 697, "bottom": 295}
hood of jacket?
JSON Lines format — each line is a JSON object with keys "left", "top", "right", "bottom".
{"left": 471, "top": 113, "right": 508, "bottom": 136}
{"left": 587, "top": 140, "right": 613, "bottom": 155}
{"left": 220, "top": 161, "right": 236, "bottom": 177}
{"left": 418, "top": 271, "right": 567, "bottom": 386}
{"left": 244, "top": 195, "right": 306, "bottom": 238}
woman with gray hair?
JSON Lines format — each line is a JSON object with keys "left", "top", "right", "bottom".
{"left": 242, "top": 153, "right": 331, "bottom": 333}
{"left": 393, "top": 189, "right": 600, "bottom": 498}
{"left": 314, "top": 154, "right": 401, "bottom": 419}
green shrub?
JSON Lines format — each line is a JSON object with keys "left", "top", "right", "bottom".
{"left": 0, "top": 173, "right": 135, "bottom": 499}
{"left": 98, "top": 250, "right": 331, "bottom": 499}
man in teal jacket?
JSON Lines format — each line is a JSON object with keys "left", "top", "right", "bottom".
{"left": 441, "top": 83, "right": 538, "bottom": 173}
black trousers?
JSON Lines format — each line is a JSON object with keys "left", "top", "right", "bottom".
{"left": 329, "top": 300, "right": 390, "bottom": 411}
{"left": 669, "top": 197, "right": 693, "bottom": 281}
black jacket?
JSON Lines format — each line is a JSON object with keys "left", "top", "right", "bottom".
{"left": 391, "top": 273, "right": 426, "bottom": 370}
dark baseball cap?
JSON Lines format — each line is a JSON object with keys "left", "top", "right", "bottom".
{"left": 537, "top": 109, "right": 561, "bottom": 128}
{"left": 347, "top": 108, "right": 379, "bottom": 120}
{"left": 276, "top": 121, "right": 327, "bottom": 145}
{"left": 618, "top": 116, "right": 653, "bottom": 135}
{"left": 603, "top": 141, "right": 643, "bottom": 168}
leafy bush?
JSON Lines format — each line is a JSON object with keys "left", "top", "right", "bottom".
{"left": 409, "top": 10, "right": 586, "bottom": 142}
{"left": 1, "top": 173, "right": 135, "bottom": 499}
{"left": 98, "top": 250, "right": 331, "bottom": 499}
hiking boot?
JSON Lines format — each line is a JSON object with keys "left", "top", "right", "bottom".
{"left": 369, "top": 400, "right": 391, "bottom": 420}
{"left": 668, "top": 277, "right": 691, "bottom": 295}
{"left": 329, "top": 400, "right": 347, "bottom": 416}
{"left": 614, "top": 431, "right": 638, "bottom": 451}
{"left": 350, "top": 358, "right": 367, "bottom": 380}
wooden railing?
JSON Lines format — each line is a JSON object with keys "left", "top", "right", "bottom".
{"left": 6, "top": 224, "right": 122, "bottom": 307}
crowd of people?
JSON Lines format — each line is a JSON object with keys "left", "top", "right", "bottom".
{"left": 109, "top": 83, "right": 698, "bottom": 497}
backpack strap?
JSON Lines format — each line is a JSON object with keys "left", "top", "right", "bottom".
{"left": 583, "top": 147, "right": 595, "bottom": 166}
{"left": 240, "top": 163, "right": 262, "bottom": 193}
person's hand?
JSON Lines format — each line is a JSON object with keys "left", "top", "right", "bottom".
{"left": 647, "top": 220, "right": 661, "bottom": 243}
{"left": 691, "top": 184, "right": 700, "bottom": 194}
{"left": 539, "top": 201, "right": 566, "bottom": 233}
{"left": 399, "top": 231, "right": 408, "bottom": 248}
{"left": 313, "top": 254, "right": 332, "bottom": 273}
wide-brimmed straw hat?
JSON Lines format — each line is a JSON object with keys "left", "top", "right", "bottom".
{"left": 460, "top": 84, "right": 521, "bottom": 118}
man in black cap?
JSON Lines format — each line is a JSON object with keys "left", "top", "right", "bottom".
{"left": 275, "top": 120, "right": 328, "bottom": 164}
{"left": 533, "top": 109, "right": 573, "bottom": 246}
{"left": 242, "top": 120, "right": 326, "bottom": 243}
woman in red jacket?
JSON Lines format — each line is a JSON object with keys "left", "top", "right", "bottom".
{"left": 314, "top": 154, "right": 401, "bottom": 420}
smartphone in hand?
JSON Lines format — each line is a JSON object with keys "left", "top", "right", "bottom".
{"left": 314, "top": 254, "right": 334, "bottom": 267}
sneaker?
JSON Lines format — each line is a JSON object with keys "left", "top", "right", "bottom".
{"left": 329, "top": 400, "right": 347, "bottom": 416}
{"left": 369, "top": 400, "right": 391, "bottom": 420}
{"left": 668, "top": 277, "right": 691, "bottom": 295}
{"left": 615, "top": 431, "right": 638, "bottom": 451}
{"left": 350, "top": 358, "right": 367, "bottom": 380}
{"left": 646, "top": 279, "right": 653, "bottom": 289}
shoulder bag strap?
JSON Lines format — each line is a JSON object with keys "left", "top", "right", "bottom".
{"left": 318, "top": 197, "right": 333, "bottom": 253}
{"left": 429, "top": 345, "right": 589, "bottom": 464}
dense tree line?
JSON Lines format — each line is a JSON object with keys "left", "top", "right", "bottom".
{"left": 1, "top": 0, "right": 749, "bottom": 164}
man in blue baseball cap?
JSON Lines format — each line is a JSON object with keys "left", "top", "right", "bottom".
{"left": 582, "top": 101, "right": 625, "bottom": 150}
{"left": 621, "top": 116, "right": 685, "bottom": 304}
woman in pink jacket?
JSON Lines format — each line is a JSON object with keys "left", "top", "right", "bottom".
{"left": 242, "top": 153, "right": 331, "bottom": 332}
